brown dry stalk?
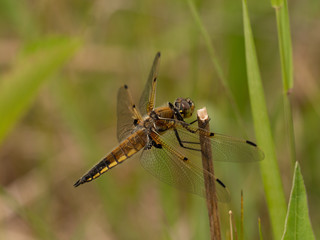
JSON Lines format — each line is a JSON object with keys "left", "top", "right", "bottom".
{"left": 229, "top": 210, "right": 234, "bottom": 240}
{"left": 229, "top": 210, "right": 239, "bottom": 240}
{"left": 197, "top": 107, "right": 221, "bottom": 240}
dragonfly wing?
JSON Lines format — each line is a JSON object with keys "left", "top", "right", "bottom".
{"left": 138, "top": 52, "right": 161, "bottom": 116}
{"left": 117, "top": 85, "right": 142, "bottom": 142}
{"left": 140, "top": 130, "right": 230, "bottom": 201}
{"left": 172, "top": 123, "right": 265, "bottom": 162}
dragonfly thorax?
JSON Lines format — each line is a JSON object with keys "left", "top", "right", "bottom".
{"left": 174, "top": 98, "right": 195, "bottom": 119}
{"left": 144, "top": 109, "right": 175, "bottom": 133}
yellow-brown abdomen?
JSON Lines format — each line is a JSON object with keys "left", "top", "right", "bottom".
{"left": 74, "top": 129, "right": 147, "bottom": 187}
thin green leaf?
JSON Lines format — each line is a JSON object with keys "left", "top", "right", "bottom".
{"left": 271, "top": 0, "right": 283, "bottom": 8}
{"left": 258, "top": 218, "right": 263, "bottom": 240}
{"left": 275, "top": 0, "right": 293, "bottom": 92}
{"left": 0, "top": 37, "right": 81, "bottom": 145}
{"left": 186, "top": 0, "right": 247, "bottom": 135}
{"left": 282, "top": 162, "right": 315, "bottom": 240}
{"left": 242, "top": 0, "right": 287, "bottom": 239}
{"left": 275, "top": 0, "right": 296, "bottom": 166}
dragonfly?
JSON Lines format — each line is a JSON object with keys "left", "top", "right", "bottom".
{"left": 74, "top": 52, "right": 264, "bottom": 201}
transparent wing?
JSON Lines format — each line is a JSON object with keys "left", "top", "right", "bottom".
{"left": 138, "top": 52, "right": 161, "bottom": 116}
{"left": 172, "top": 123, "right": 265, "bottom": 162}
{"left": 140, "top": 131, "right": 231, "bottom": 201}
{"left": 117, "top": 85, "right": 142, "bottom": 142}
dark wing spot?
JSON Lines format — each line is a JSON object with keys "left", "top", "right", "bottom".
{"left": 153, "top": 77, "right": 157, "bottom": 82}
{"left": 210, "top": 132, "right": 215, "bottom": 136}
{"left": 183, "top": 157, "right": 188, "bottom": 161}
{"left": 216, "top": 178, "right": 226, "bottom": 188}
{"left": 133, "top": 119, "right": 138, "bottom": 126}
{"left": 156, "top": 52, "right": 161, "bottom": 57}
{"left": 246, "top": 140, "right": 257, "bottom": 147}
{"left": 124, "top": 84, "right": 128, "bottom": 89}
{"left": 132, "top": 104, "right": 136, "bottom": 108}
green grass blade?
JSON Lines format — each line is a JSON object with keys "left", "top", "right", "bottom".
{"left": 0, "top": 37, "right": 81, "bottom": 145}
{"left": 258, "top": 218, "right": 263, "bottom": 240}
{"left": 271, "top": 0, "right": 283, "bottom": 8}
{"left": 275, "top": 0, "right": 293, "bottom": 92}
{"left": 275, "top": 0, "right": 296, "bottom": 166}
{"left": 283, "top": 95, "right": 296, "bottom": 165}
{"left": 186, "top": 0, "right": 247, "bottom": 134}
{"left": 242, "top": 0, "right": 287, "bottom": 238}
{"left": 281, "top": 162, "right": 315, "bottom": 240}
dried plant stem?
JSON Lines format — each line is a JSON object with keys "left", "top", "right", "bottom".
{"left": 229, "top": 211, "right": 234, "bottom": 240}
{"left": 197, "top": 107, "right": 221, "bottom": 240}
{"left": 229, "top": 210, "right": 239, "bottom": 240}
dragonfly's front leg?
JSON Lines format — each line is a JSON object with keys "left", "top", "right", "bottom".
{"left": 157, "top": 116, "right": 200, "bottom": 135}
{"left": 188, "top": 119, "right": 197, "bottom": 125}
{"left": 173, "top": 128, "right": 201, "bottom": 152}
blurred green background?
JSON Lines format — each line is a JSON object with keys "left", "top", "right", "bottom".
{"left": 0, "top": 0, "right": 319, "bottom": 239}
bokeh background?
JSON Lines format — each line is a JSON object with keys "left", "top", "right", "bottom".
{"left": 0, "top": 0, "right": 319, "bottom": 239}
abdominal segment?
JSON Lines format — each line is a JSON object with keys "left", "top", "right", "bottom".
{"left": 74, "top": 129, "right": 147, "bottom": 187}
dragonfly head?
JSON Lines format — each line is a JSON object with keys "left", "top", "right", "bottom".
{"left": 174, "top": 98, "right": 195, "bottom": 119}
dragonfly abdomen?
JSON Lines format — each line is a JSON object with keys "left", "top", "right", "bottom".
{"left": 74, "top": 129, "right": 147, "bottom": 187}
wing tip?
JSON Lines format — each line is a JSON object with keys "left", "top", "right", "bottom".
{"left": 215, "top": 178, "right": 231, "bottom": 202}
{"left": 156, "top": 51, "right": 161, "bottom": 58}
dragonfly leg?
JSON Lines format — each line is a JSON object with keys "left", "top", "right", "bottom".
{"left": 188, "top": 116, "right": 211, "bottom": 125}
{"left": 174, "top": 128, "right": 201, "bottom": 151}
{"left": 188, "top": 119, "right": 197, "bottom": 125}
{"left": 145, "top": 134, "right": 162, "bottom": 149}
{"left": 181, "top": 123, "right": 199, "bottom": 134}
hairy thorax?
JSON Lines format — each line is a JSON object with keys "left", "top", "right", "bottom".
{"left": 143, "top": 105, "right": 175, "bottom": 133}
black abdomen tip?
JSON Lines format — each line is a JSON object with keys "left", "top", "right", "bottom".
{"left": 73, "top": 179, "right": 82, "bottom": 187}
